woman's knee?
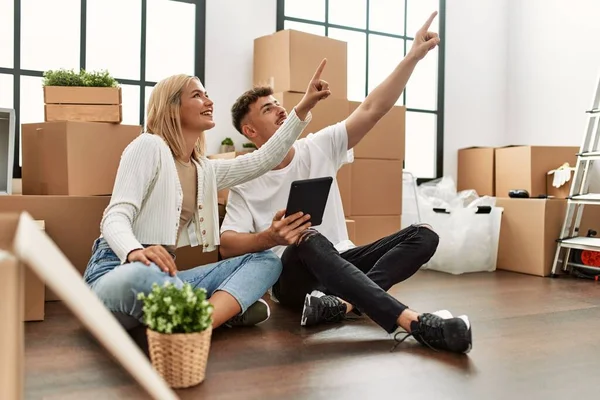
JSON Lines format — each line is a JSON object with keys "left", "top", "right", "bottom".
{"left": 93, "top": 262, "right": 183, "bottom": 306}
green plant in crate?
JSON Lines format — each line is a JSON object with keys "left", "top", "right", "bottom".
{"left": 42, "top": 69, "right": 119, "bottom": 88}
{"left": 137, "top": 282, "right": 213, "bottom": 334}
{"left": 221, "top": 137, "right": 234, "bottom": 146}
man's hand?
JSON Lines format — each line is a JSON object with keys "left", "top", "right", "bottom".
{"left": 266, "top": 209, "right": 312, "bottom": 246}
{"left": 296, "top": 59, "right": 331, "bottom": 119}
{"left": 127, "top": 245, "right": 178, "bottom": 277}
{"left": 407, "top": 11, "right": 440, "bottom": 61}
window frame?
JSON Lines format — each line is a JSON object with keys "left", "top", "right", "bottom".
{"left": 276, "top": 0, "right": 446, "bottom": 182}
{"left": 1, "top": 0, "right": 206, "bottom": 179}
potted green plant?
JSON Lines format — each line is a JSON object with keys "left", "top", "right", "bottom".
{"left": 137, "top": 282, "right": 214, "bottom": 389}
{"left": 42, "top": 69, "right": 122, "bottom": 123}
{"left": 220, "top": 137, "right": 235, "bottom": 153}
{"left": 242, "top": 142, "right": 257, "bottom": 151}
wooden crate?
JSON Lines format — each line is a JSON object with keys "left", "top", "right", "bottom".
{"left": 45, "top": 104, "right": 122, "bottom": 123}
{"left": 43, "top": 86, "right": 122, "bottom": 123}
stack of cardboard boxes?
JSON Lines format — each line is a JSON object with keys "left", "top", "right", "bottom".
{"left": 457, "top": 145, "right": 600, "bottom": 276}
{"left": 252, "top": 29, "right": 405, "bottom": 245}
{"left": 0, "top": 96, "right": 142, "bottom": 320}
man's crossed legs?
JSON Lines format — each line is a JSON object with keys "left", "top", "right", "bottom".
{"left": 271, "top": 224, "right": 472, "bottom": 354}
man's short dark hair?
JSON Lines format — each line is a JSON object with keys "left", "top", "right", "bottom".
{"left": 231, "top": 86, "right": 274, "bottom": 134}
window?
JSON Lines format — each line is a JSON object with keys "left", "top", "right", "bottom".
{"left": 277, "top": 0, "right": 445, "bottom": 180}
{"left": 0, "top": 0, "right": 206, "bottom": 179}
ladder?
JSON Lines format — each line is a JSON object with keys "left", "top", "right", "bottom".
{"left": 551, "top": 74, "right": 600, "bottom": 277}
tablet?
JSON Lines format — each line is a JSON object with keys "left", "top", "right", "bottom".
{"left": 284, "top": 176, "right": 333, "bottom": 226}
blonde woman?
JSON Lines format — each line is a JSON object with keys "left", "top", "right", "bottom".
{"left": 83, "top": 60, "right": 330, "bottom": 330}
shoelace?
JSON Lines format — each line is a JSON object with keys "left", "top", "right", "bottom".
{"left": 390, "top": 315, "right": 445, "bottom": 352}
{"left": 391, "top": 330, "right": 439, "bottom": 352}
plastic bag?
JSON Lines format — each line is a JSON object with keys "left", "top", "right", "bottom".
{"left": 416, "top": 177, "right": 503, "bottom": 275}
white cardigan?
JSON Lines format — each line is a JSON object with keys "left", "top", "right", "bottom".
{"left": 101, "top": 109, "right": 312, "bottom": 263}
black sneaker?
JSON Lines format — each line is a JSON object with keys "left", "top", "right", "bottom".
{"left": 393, "top": 310, "right": 472, "bottom": 354}
{"left": 225, "top": 299, "right": 270, "bottom": 327}
{"left": 301, "top": 291, "right": 347, "bottom": 326}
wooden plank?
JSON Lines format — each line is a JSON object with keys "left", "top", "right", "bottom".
{"left": 43, "top": 86, "right": 122, "bottom": 105}
{"left": 45, "top": 104, "right": 122, "bottom": 123}
{"left": 10, "top": 212, "right": 178, "bottom": 400}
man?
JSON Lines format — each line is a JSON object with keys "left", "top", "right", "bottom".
{"left": 219, "top": 12, "right": 472, "bottom": 354}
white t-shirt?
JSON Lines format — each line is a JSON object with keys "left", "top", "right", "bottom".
{"left": 220, "top": 120, "right": 355, "bottom": 258}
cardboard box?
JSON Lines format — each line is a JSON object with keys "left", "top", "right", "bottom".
{"left": 338, "top": 163, "right": 351, "bottom": 216}
{"left": 273, "top": 92, "right": 349, "bottom": 138}
{"left": 22, "top": 121, "right": 141, "bottom": 195}
{"left": 546, "top": 168, "right": 575, "bottom": 199}
{"left": 349, "top": 102, "right": 405, "bottom": 161}
{"left": 349, "top": 216, "right": 402, "bottom": 246}
{"left": 0, "top": 195, "right": 110, "bottom": 300}
{"left": 350, "top": 159, "right": 403, "bottom": 216}
{"left": 175, "top": 247, "right": 219, "bottom": 271}
{"left": 254, "top": 30, "right": 347, "bottom": 99}
{"left": 457, "top": 147, "right": 495, "bottom": 196}
{"left": 23, "top": 220, "right": 46, "bottom": 321}
{"left": 496, "top": 198, "right": 600, "bottom": 276}
{"left": 495, "top": 146, "right": 579, "bottom": 198}
{"left": 345, "top": 219, "right": 356, "bottom": 243}
{"left": 0, "top": 213, "right": 43, "bottom": 321}
{"left": 0, "top": 245, "right": 23, "bottom": 400}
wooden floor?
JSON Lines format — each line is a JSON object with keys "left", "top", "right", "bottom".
{"left": 24, "top": 270, "right": 600, "bottom": 400}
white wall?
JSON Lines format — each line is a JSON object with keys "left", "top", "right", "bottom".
{"left": 507, "top": 0, "right": 600, "bottom": 147}
{"left": 204, "top": 0, "right": 276, "bottom": 155}
{"left": 443, "top": 0, "right": 509, "bottom": 181}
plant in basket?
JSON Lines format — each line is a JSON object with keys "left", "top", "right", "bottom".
{"left": 137, "top": 282, "right": 214, "bottom": 389}
{"left": 42, "top": 68, "right": 123, "bottom": 123}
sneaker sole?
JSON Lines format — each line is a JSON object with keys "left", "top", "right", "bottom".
{"left": 255, "top": 298, "right": 271, "bottom": 326}
{"left": 457, "top": 315, "right": 472, "bottom": 354}
{"left": 301, "top": 294, "right": 311, "bottom": 326}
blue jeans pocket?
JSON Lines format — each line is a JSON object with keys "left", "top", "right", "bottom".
{"left": 84, "top": 238, "right": 121, "bottom": 286}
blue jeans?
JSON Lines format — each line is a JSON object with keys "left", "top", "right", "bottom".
{"left": 83, "top": 238, "right": 282, "bottom": 330}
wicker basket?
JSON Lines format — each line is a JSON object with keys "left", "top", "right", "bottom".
{"left": 147, "top": 326, "right": 212, "bottom": 389}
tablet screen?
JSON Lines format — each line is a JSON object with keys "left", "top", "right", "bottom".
{"left": 284, "top": 177, "right": 333, "bottom": 226}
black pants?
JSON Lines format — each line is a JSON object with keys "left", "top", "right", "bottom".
{"left": 272, "top": 224, "right": 439, "bottom": 333}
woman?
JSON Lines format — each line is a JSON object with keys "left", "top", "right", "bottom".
{"left": 83, "top": 60, "right": 330, "bottom": 330}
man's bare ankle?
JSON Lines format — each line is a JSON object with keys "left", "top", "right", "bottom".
{"left": 397, "top": 309, "right": 420, "bottom": 332}
{"left": 339, "top": 298, "right": 353, "bottom": 314}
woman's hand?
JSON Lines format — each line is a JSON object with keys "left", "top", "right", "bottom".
{"left": 127, "top": 246, "right": 178, "bottom": 276}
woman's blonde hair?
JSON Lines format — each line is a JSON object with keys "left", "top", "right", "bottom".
{"left": 146, "top": 74, "right": 205, "bottom": 161}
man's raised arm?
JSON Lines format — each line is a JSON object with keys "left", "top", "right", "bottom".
{"left": 345, "top": 11, "right": 440, "bottom": 149}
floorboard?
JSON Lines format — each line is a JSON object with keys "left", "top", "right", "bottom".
{"left": 24, "top": 270, "right": 600, "bottom": 399}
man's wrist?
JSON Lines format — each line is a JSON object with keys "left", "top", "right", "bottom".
{"left": 258, "top": 229, "right": 277, "bottom": 249}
